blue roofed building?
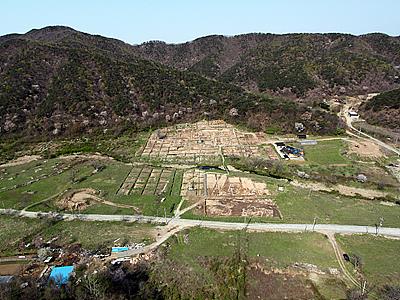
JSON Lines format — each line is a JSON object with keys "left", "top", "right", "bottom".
{"left": 49, "top": 266, "right": 74, "bottom": 286}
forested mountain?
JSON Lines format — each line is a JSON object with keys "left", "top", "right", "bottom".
{"left": 3, "top": 26, "right": 400, "bottom": 138}
{"left": 134, "top": 32, "right": 400, "bottom": 98}
{"left": 360, "top": 87, "right": 400, "bottom": 129}
{"left": 0, "top": 26, "right": 342, "bottom": 138}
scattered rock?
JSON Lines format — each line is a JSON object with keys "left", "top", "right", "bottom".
{"left": 297, "top": 170, "right": 310, "bottom": 179}
{"left": 229, "top": 107, "right": 239, "bottom": 117}
{"left": 356, "top": 174, "right": 367, "bottom": 183}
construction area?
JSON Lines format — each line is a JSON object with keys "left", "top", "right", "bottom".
{"left": 181, "top": 169, "right": 281, "bottom": 218}
{"left": 117, "top": 166, "right": 175, "bottom": 196}
{"left": 141, "top": 120, "right": 278, "bottom": 162}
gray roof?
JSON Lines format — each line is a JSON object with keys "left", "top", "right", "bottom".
{"left": 0, "top": 276, "right": 14, "bottom": 284}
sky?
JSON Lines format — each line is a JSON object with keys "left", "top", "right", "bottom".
{"left": 2, "top": 0, "right": 400, "bottom": 44}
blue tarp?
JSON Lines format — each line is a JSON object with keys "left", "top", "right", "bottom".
{"left": 49, "top": 266, "right": 74, "bottom": 286}
{"left": 111, "top": 247, "right": 129, "bottom": 253}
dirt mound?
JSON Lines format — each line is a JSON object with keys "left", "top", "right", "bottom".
{"left": 348, "top": 139, "right": 384, "bottom": 158}
{"left": 57, "top": 188, "right": 101, "bottom": 211}
{"left": 247, "top": 264, "right": 316, "bottom": 300}
{"left": 0, "top": 155, "right": 41, "bottom": 168}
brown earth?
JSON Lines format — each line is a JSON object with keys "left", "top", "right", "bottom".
{"left": 182, "top": 170, "right": 281, "bottom": 218}
{"left": 247, "top": 264, "right": 316, "bottom": 300}
{"left": 141, "top": 120, "right": 277, "bottom": 162}
{"left": 347, "top": 139, "right": 384, "bottom": 158}
{"left": 0, "top": 263, "right": 23, "bottom": 275}
{"left": 0, "top": 155, "right": 41, "bottom": 168}
{"left": 57, "top": 188, "right": 101, "bottom": 211}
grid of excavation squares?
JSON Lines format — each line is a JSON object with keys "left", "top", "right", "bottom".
{"left": 117, "top": 167, "right": 173, "bottom": 196}
{"left": 181, "top": 169, "right": 281, "bottom": 218}
{"left": 141, "top": 120, "right": 267, "bottom": 161}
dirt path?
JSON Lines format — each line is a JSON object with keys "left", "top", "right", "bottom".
{"left": 22, "top": 189, "right": 67, "bottom": 211}
{"left": 291, "top": 180, "right": 388, "bottom": 200}
{"left": 326, "top": 233, "right": 360, "bottom": 288}
{"left": 114, "top": 225, "right": 187, "bottom": 258}
{"left": 341, "top": 102, "right": 400, "bottom": 156}
{"left": 23, "top": 188, "right": 140, "bottom": 213}
{"left": 174, "top": 199, "right": 203, "bottom": 218}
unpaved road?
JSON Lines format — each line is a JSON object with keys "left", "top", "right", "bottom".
{"left": 342, "top": 103, "right": 400, "bottom": 156}
{"left": 2, "top": 209, "right": 400, "bottom": 238}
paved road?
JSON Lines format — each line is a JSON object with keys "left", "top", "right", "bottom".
{"left": 2, "top": 209, "right": 400, "bottom": 238}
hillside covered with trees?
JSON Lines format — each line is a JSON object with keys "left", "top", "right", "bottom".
{"left": 360, "top": 88, "right": 400, "bottom": 129}
{"left": 0, "top": 27, "right": 342, "bottom": 139}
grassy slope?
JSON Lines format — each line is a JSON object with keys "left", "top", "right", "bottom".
{"left": 336, "top": 234, "right": 400, "bottom": 285}
{"left": 160, "top": 227, "right": 347, "bottom": 299}
{"left": 168, "top": 228, "right": 337, "bottom": 270}
{"left": 0, "top": 215, "right": 155, "bottom": 256}
{"left": 275, "top": 184, "right": 400, "bottom": 227}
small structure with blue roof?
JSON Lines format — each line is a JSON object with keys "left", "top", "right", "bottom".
{"left": 49, "top": 266, "right": 74, "bottom": 286}
{"left": 111, "top": 247, "right": 129, "bottom": 253}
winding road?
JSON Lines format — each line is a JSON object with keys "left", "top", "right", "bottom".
{"left": 341, "top": 103, "right": 400, "bottom": 155}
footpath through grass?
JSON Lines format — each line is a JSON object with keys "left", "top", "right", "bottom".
{"left": 336, "top": 234, "right": 400, "bottom": 285}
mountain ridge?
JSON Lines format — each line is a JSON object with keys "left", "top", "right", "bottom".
{"left": 0, "top": 27, "right": 341, "bottom": 139}
{"left": 5, "top": 26, "right": 398, "bottom": 98}
{"left": 3, "top": 26, "right": 400, "bottom": 139}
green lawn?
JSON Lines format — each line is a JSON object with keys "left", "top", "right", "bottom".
{"left": 168, "top": 227, "right": 338, "bottom": 270}
{"left": 275, "top": 184, "right": 400, "bottom": 227}
{"left": 303, "top": 140, "right": 350, "bottom": 165}
{"left": 336, "top": 234, "right": 400, "bottom": 285}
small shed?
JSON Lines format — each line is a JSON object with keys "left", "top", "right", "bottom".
{"left": 300, "top": 140, "right": 317, "bottom": 146}
{"left": 111, "top": 247, "right": 129, "bottom": 253}
{"left": 348, "top": 111, "right": 359, "bottom": 117}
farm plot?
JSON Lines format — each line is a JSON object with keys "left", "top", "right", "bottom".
{"left": 181, "top": 169, "right": 281, "bottom": 218}
{"left": 141, "top": 120, "right": 276, "bottom": 162}
{"left": 117, "top": 166, "right": 174, "bottom": 196}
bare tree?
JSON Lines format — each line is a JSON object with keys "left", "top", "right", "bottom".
{"left": 81, "top": 273, "right": 107, "bottom": 299}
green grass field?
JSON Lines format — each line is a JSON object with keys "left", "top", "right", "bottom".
{"left": 0, "top": 215, "right": 155, "bottom": 256}
{"left": 336, "top": 234, "right": 400, "bottom": 285}
{"left": 162, "top": 227, "right": 346, "bottom": 299}
{"left": 183, "top": 180, "right": 400, "bottom": 227}
{"left": 168, "top": 227, "right": 337, "bottom": 269}
{"left": 275, "top": 184, "right": 400, "bottom": 227}
{"left": 303, "top": 140, "right": 350, "bottom": 165}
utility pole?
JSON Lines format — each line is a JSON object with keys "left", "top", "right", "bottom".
{"left": 376, "top": 217, "right": 384, "bottom": 235}
{"left": 164, "top": 207, "right": 167, "bottom": 224}
{"left": 312, "top": 217, "right": 317, "bottom": 231}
